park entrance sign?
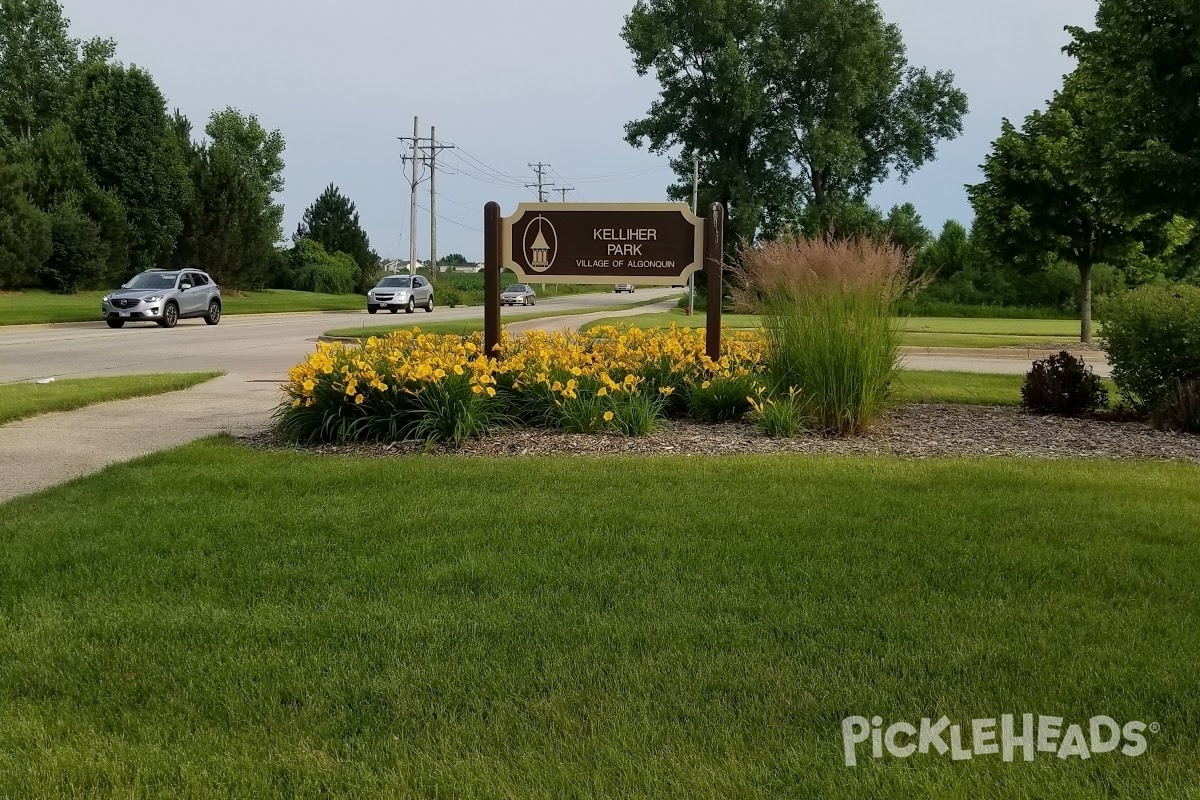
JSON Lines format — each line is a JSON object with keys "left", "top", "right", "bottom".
{"left": 483, "top": 200, "right": 725, "bottom": 360}
{"left": 500, "top": 203, "right": 704, "bottom": 286}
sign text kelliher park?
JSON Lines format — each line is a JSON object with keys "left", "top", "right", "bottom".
{"left": 500, "top": 203, "right": 704, "bottom": 285}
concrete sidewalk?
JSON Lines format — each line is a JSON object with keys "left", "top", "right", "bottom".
{"left": 0, "top": 374, "right": 277, "bottom": 504}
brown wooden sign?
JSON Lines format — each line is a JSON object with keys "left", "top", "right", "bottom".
{"left": 500, "top": 203, "right": 704, "bottom": 285}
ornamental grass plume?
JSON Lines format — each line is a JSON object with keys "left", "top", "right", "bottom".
{"left": 735, "top": 235, "right": 918, "bottom": 435}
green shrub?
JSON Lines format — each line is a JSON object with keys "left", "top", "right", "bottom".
{"left": 1153, "top": 379, "right": 1200, "bottom": 433}
{"left": 290, "top": 239, "right": 360, "bottom": 295}
{"left": 738, "top": 236, "right": 909, "bottom": 434}
{"left": 688, "top": 374, "right": 757, "bottom": 422}
{"left": 441, "top": 288, "right": 463, "bottom": 308}
{"left": 1020, "top": 351, "right": 1108, "bottom": 416}
{"left": 1100, "top": 285, "right": 1200, "bottom": 410}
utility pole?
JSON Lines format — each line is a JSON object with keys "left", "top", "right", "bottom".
{"left": 409, "top": 116, "right": 419, "bottom": 278}
{"left": 688, "top": 154, "right": 699, "bottom": 317}
{"left": 555, "top": 187, "right": 574, "bottom": 202}
{"left": 526, "top": 163, "right": 554, "bottom": 203}
{"left": 420, "top": 126, "right": 455, "bottom": 285}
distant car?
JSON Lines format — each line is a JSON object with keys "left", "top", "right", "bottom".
{"left": 101, "top": 269, "right": 221, "bottom": 329}
{"left": 501, "top": 284, "right": 537, "bottom": 306}
{"left": 614, "top": 283, "right": 635, "bottom": 293}
{"left": 368, "top": 275, "right": 434, "bottom": 314}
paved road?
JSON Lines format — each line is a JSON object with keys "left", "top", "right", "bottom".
{"left": 0, "top": 288, "right": 682, "bottom": 385}
{"left": 0, "top": 289, "right": 681, "bottom": 503}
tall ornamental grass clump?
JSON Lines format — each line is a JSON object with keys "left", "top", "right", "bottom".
{"left": 737, "top": 236, "right": 913, "bottom": 435}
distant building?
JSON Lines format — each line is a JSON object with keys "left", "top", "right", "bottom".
{"left": 382, "top": 259, "right": 428, "bottom": 274}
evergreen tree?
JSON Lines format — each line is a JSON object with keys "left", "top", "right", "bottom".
{"left": 294, "top": 184, "right": 378, "bottom": 292}
{"left": 26, "top": 122, "right": 126, "bottom": 290}
{"left": 0, "top": 143, "right": 51, "bottom": 287}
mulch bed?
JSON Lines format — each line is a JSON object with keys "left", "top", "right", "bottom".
{"left": 242, "top": 404, "right": 1200, "bottom": 464}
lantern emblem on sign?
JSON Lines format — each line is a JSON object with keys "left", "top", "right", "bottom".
{"left": 521, "top": 215, "right": 557, "bottom": 273}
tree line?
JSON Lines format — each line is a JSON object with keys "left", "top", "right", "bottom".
{"left": 0, "top": 0, "right": 380, "bottom": 294}
{"left": 625, "top": 0, "right": 1200, "bottom": 339}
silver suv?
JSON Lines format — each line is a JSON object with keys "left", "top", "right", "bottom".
{"left": 368, "top": 275, "right": 434, "bottom": 314}
{"left": 102, "top": 269, "right": 222, "bottom": 329}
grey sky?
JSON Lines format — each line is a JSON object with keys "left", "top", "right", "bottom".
{"left": 63, "top": 0, "right": 1098, "bottom": 261}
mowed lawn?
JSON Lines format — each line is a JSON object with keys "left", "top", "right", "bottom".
{"left": 0, "top": 289, "right": 367, "bottom": 325}
{"left": 895, "top": 370, "right": 1118, "bottom": 406}
{"left": 583, "top": 310, "right": 1086, "bottom": 348}
{"left": 0, "top": 441, "right": 1197, "bottom": 798}
{"left": 0, "top": 372, "right": 222, "bottom": 424}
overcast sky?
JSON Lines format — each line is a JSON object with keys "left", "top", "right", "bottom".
{"left": 63, "top": 0, "right": 1098, "bottom": 261}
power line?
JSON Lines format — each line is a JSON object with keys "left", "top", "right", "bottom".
{"left": 455, "top": 146, "right": 527, "bottom": 184}
{"left": 566, "top": 166, "right": 675, "bottom": 185}
{"left": 417, "top": 202, "right": 483, "bottom": 234}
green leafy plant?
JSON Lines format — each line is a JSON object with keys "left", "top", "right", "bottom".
{"left": 441, "top": 288, "right": 463, "bottom": 308}
{"left": 1020, "top": 351, "right": 1108, "bottom": 416}
{"left": 688, "top": 375, "right": 757, "bottom": 422}
{"left": 1153, "top": 379, "right": 1200, "bottom": 433}
{"left": 1100, "top": 285, "right": 1200, "bottom": 411}
{"left": 406, "top": 375, "right": 507, "bottom": 447}
{"left": 609, "top": 390, "right": 667, "bottom": 436}
{"left": 749, "top": 388, "right": 810, "bottom": 438}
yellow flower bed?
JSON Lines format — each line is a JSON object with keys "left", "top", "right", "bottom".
{"left": 279, "top": 324, "right": 766, "bottom": 443}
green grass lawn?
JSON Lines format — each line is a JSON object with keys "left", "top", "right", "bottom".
{"left": 583, "top": 310, "right": 1087, "bottom": 349}
{"left": 895, "top": 370, "right": 1118, "bottom": 406}
{"left": 0, "top": 372, "right": 222, "bottom": 425}
{"left": 0, "top": 289, "right": 371, "bottom": 325}
{"left": 0, "top": 440, "right": 1197, "bottom": 798}
{"left": 324, "top": 295, "right": 681, "bottom": 339}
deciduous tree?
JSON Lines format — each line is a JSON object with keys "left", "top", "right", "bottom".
{"left": 0, "top": 0, "right": 76, "bottom": 140}
{"left": 967, "top": 83, "right": 1142, "bottom": 342}
{"left": 622, "top": 0, "right": 966, "bottom": 246}
{"left": 73, "top": 62, "right": 188, "bottom": 274}
{"left": 1067, "top": 0, "right": 1200, "bottom": 215}
{"left": 770, "top": 0, "right": 968, "bottom": 217}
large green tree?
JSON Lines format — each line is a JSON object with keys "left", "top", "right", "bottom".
{"left": 622, "top": 0, "right": 787, "bottom": 248}
{"left": 205, "top": 107, "right": 285, "bottom": 240}
{"left": 622, "top": 0, "right": 966, "bottom": 247}
{"left": 73, "top": 61, "right": 188, "bottom": 274}
{"left": 0, "top": 143, "right": 50, "bottom": 286}
{"left": 0, "top": 0, "right": 75, "bottom": 139}
{"left": 967, "top": 82, "right": 1149, "bottom": 343}
{"left": 770, "top": 0, "right": 967, "bottom": 214}
{"left": 170, "top": 109, "right": 283, "bottom": 290}
{"left": 294, "top": 184, "right": 378, "bottom": 292}
{"left": 1066, "top": 0, "right": 1200, "bottom": 216}
{"left": 26, "top": 123, "right": 127, "bottom": 290}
